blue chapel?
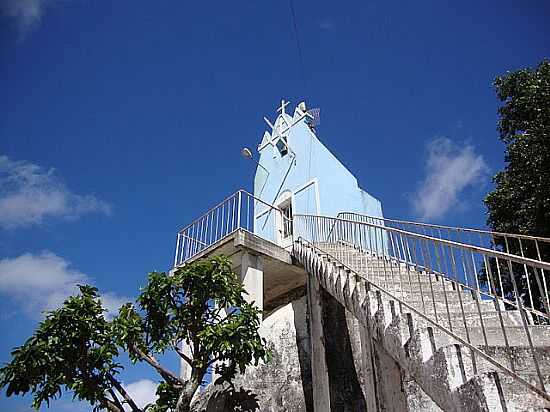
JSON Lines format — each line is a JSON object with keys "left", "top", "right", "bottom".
{"left": 252, "top": 100, "right": 384, "bottom": 246}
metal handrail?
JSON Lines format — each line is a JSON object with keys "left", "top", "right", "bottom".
{"left": 173, "top": 190, "right": 291, "bottom": 266}
{"left": 303, "top": 214, "right": 550, "bottom": 271}
{"left": 308, "top": 213, "right": 550, "bottom": 318}
{"left": 176, "top": 190, "right": 283, "bottom": 234}
{"left": 338, "top": 211, "right": 550, "bottom": 244}
{"left": 293, "top": 213, "right": 550, "bottom": 398}
{"left": 172, "top": 194, "right": 550, "bottom": 400}
{"left": 337, "top": 212, "right": 550, "bottom": 320}
{"left": 329, "top": 213, "right": 550, "bottom": 315}
{"left": 296, "top": 237, "right": 550, "bottom": 403}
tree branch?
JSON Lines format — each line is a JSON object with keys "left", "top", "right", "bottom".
{"left": 207, "top": 356, "right": 222, "bottom": 367}
{"left": 174, "top": 344, "right": 193, "bottom": 367}
{"left": 107, "top": 373, "right": 141, "bottom": 412}
{"left": 99, "top": 396, "right": 123, "bottom": 412}
{"left": 209, "top": 303, "right": 227, "bottom": 322}
{"left": 130, "top": 344, "right": 183, "bottom": 386}
{"left": 208, "top": 308, "right": 238, "bottom": 325}
{"left": 108, "top": 388, "right": 124, "bottom": 412}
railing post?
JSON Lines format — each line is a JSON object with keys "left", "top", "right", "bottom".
{"left": 237, "top": 190, "right": 242, "bottom": 230}
{"left": 535, "top": 240, "right": 550, "bottom": 315}
{"left": 174, "top": 233, "right": 181, "bottom": 267}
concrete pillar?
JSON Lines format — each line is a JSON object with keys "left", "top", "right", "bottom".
{"left": 372, "top": 344, "right": 408, "bottom": 411}
{"left": 356, "top": 281, "right": 380, "bottom": 412}
{"left": 240, "top": 252, "right": 264, "bottom": 319}
{"left": 359, "top": 323, "right": 379, "bottom": 411}
{"left": 210, "top": 303, "right": 229, "bottom": 384}
{"left": 179, "top": 340, "right": 193, "bottom": 381}
{"left": 307, "top": 275, "right": 331, "bottom": 411}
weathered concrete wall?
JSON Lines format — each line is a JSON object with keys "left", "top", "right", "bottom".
{"left": 320, "top": 287, "right": 367, "bottom": 411}
{"left": 404, "top": 381, "right": 442, "bottom": 412}
{"left": 192, "top": 296, "right": 312, "bottom": 412}
{"left": 294, "top": 241, "right": 550, "bottom": 412}
{"left": 191, "top": 279, "right": 394, "bottom": 412}
{"left": 306, "top": 275, "right": 330, "bottom": 411}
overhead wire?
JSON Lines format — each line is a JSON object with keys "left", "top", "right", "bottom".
{"left": 288, "top": 0, "right": 308, "bottom": 95}
{"left": 288, "top": 0, "right": 316, "bottom": 214}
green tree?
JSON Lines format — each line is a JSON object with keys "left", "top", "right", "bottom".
{"left": 0, "top": 256, "right": 269, "bottom": 412}
{"left": 484, "top": 60, "right": 550, "bottom": 312}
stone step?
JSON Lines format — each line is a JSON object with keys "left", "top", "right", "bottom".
{"left": 435, "top": 310, "right": 524, "bottom": 328}
{"left": 371, "top": 297, "right": 550, "bottom": 410}
{"left": 386, "top": 302, "right": 524, "bottom": 335}
{"left": 397, "top": 297, "right": 499, "bottom": 315}
{"left": 343, "top": 258, "right": 406, "bottom": 269}
{"left": 347, "top": 267, "right": 466, "bottom": 291}
{"left": 345, "top": 261, "right": 468, "bottom": 283}
{"left": 482, "top": 346, "right": 550, "bottom": 377}
{"left": 376, "top": 293, "right": 550, "bottom": 361}
{"left": 373, "top": 287, "right": 477, "bottom": 309}
{"left": 347, "top": 263, "right": 433, "bottom": 275}
{"left": 363, "top": 278, "right": 487, "bottom": 304}
{"left": 431, "top": 325, "right": 550, "bottom": 348}
{"left": 376, "top": 297, "right": 539, "bottom": 348}
{"left": 293, "top": 242, "right": 550, "bottom": 411}
{"left": 430, "top": 345, "right": 550, "bottom": 411}
{"left": 363, "top": 274, "right": 462, "bottom": 292}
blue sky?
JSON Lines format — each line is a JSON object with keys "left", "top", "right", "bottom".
{"left": 0, "top": 0, "right": 549, "bottom": 410}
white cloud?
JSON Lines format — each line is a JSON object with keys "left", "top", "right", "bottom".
{"left": 0, "top": 251, "right": 129, "bottom": 319}
{"left": 412, "top": 137, "right": 489, "bottom": 221}
{"left": 0, "top": 155, "right": 111, "bottom": 229}
{"left": 101, "top": 292, "right": 131, "bottom": 316}
{"left": 123, "top": 379, "right": 158, "bottom": 411}
{"left": 0, "top": 0, "right": 44, "bottom": 35}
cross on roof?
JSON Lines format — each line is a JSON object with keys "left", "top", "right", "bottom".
{"left": 277, "top": 99, "right": 290, "bottom": 115}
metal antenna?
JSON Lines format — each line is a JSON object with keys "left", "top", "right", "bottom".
{"left": 306, "top": 108, "right": 321, "bottom": 127}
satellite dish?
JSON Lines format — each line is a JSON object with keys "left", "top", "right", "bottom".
{"left": 306, "top": 108, "right": 321, "bottom": 127}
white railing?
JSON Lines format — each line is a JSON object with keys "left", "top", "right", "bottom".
{"left": 173, "top": 190, "right": 290, "bottom": 266}
{"left": 294, "top": 214, "right": 550, "bottom": 400}
{"left": 173, "top": 195, "right": 550, "bottom": 400}
{"left": 339, "top": 212, "right": 550, "bottom": 258}
{"left": 338, "top": 212, "right": 550, "bottom": 318}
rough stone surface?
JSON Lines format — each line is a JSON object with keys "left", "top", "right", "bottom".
{"left": 192, "top": 296, "right": 312, "bottom": 412}
{"left": 293, "top": 242, "right": 550, "bottom": 411}
{"left": 405, "top": 380, "right": 443, "bottom": 412}
{"left": 192, "top": 241, "right": 550, "bottom": 411}
{"left": 320, "top": 287, "right": 367, "bottom": 411}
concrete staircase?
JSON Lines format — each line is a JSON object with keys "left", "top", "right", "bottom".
{"left": 293, "top": 240, "right": 550, "bottom": 411}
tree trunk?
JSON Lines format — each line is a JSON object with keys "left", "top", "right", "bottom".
{"left": 175, "top": 376, "right": 201, "bottom": 412}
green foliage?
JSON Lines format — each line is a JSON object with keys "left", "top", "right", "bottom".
{"left": 0, "top": 256, "right": 270, "bottom": 412}
{"left": 0, "top": 285, "right": 121, "bottom": 410}
{"left": 146, "top": 382, "right": 179, "bottom": 412}
{"left": 485, "top": 60, "right": 550, "bottom": 239}
{"left": 484, "top": 60, "right": 550, "bottom": 312}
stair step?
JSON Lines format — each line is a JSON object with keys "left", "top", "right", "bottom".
{"left": 294, "top": 242, "right": 550, "bottom": 410}
{"left": 387, "top": 297, "right": 500, "bottom": 316}
{"left": 434, "top": 310, "right": 524, "bottom": 328}
{"left": 367, "top": 278, "right": 467, "bottom": 296}
{"left": 429, "top": 325, "right": 550, "bottom": 348}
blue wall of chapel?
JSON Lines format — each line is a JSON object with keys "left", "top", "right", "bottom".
{"left": 253, "top": 109, "right": 384, "bottom": 223}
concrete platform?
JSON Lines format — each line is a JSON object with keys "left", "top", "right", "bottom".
{"left": 176, "top": 229, "right": 307, "bottom": 313}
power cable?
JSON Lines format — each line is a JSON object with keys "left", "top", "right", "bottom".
{"left": 288, "top": 0, "right": 307, "bottom": 94}
{"left": 288, "top": 0, "right": 315, "bottom": 214}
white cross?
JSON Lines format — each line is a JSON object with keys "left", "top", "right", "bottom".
{"left": 277, "top": 99, "right": 290, "bottom": 115}
{"left": 259, "top": 99, "right": 309, "bottom": 153}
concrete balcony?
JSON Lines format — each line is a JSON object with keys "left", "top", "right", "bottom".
{"left": 173, "top": 190, "right": 306, "bottom": 315}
